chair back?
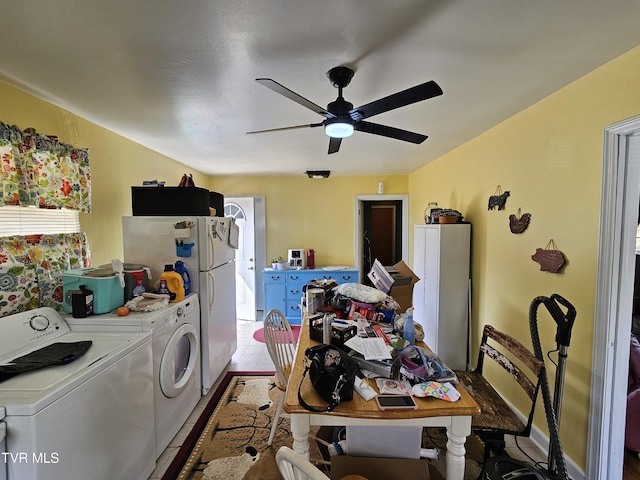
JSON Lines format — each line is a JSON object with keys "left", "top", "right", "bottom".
{"left": 476, "top": 324, "right": 544, "bottom": 433}
{"left": 263, "top": 309, "right": 297, "bottom": 387}
{"left": 275, "top": 446, "right": 330, "bottom": 480}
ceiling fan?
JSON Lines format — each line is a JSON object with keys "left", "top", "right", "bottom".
{"left": 247, "top": 66, "right": 443, "bottom": 154}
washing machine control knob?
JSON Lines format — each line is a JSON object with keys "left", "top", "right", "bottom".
{"left": 29, "top": 314, "right": 50, "bottom": 331}
{"left": 176, "top": 307, "right": 184, "bottom": 317}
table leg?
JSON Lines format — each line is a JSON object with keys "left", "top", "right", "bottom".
{"left": 290, "top": 414, "right": 311, "bottom": 459}
{"left": 446, "top": 430, "right": 467, "bottom": 480}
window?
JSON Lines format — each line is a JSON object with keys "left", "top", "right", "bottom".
{"left": 224, "top": 203, "right": 245, "bottom": 220}
{"left": 0, "top": 206, "right": 80, "bottom": 237}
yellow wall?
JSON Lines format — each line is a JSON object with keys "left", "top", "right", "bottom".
{"left": 209, "top": 175, "right": 407, "bottom": 267}
{"left": 408, "top": 44, "right": 640, "bottom": 469}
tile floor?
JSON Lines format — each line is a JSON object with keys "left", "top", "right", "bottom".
{"left": 148, "top": 318, "right": 547, "bottom": 479}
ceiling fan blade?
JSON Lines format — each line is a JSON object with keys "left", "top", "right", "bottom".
{"left": 349, "top": 80, "right": 443, "bottom": 121}
{"left": 355, "top": 121, "right": 427, "bottom": 144}
{"left": 328, "top": 137, "right": 342, "bottom": 154}
{"left": 256, "top": 78, "right": 335, "bottom": 118}
{"left": 246, "top": 123, "right": 323, "bottom": 134}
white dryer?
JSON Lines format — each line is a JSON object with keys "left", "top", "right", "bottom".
{"left": 0, "top": 307, "right": 155, "bottom": 480}
{"left": 66, "top": 294, "right": 201, "bottom": 458}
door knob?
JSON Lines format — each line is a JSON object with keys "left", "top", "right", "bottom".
{"left": 248, "top": 267, "right": 254, "bottom": 270}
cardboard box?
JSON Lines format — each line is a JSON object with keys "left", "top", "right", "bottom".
{"left": 330, "top": 455, "right": 430, "bottom": 480}
{"left": 367, "top": 259, "right": 419, "bottom": 313}
{"left": 346, "top": 426, "right": 423, "bottom": 459}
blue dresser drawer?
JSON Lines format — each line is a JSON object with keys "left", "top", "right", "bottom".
{"left": 264, "top": 272, "right": 285, "bottom": 283}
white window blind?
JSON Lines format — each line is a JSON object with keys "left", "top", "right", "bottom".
{"left": 0, "top": 206, "right": 80, "bottom": 236}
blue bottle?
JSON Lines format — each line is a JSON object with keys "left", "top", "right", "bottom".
{"left": 404, "top": 307, "right": 415, "bottom": 346}
{"left": 174, "top": 260, "right": 191, "bottom": 295}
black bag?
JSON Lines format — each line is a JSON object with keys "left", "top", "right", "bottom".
{"left": 298, "top": 344, "right": 359, "bottom": 412}
{"left": 0, "top": 341, "right": 93, "bottom": 383}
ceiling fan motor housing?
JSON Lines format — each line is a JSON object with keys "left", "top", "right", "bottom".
{"left": 326, "top": 66, "right": 355, "bottom": 89}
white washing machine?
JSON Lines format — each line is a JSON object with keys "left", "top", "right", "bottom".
{"left": 66, "top": 294, "right": 201, "bottom": 458}
{"left": 0, "top": 307, "right": 155, "bottom": 480}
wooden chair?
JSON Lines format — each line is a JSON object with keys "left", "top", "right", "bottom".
{"left": 263, "top": 309, "right": 297, "bottom": 446}
{"left": 275, "top": 446, "right": 331, "bottom": 480}
{"left": 454, "top": 324, "right": 544, "bottom": 460}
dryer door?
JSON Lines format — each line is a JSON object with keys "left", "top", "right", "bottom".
{"left": 159, "top": 323, "right": 199, "bottom": 398}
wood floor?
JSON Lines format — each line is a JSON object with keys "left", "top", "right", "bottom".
{"left": 625, "top": 450, "right": 640, "bottom": 480}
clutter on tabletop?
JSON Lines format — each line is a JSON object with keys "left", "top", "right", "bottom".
{"left": 397, "top": 345, "right": 457, "bottom": 384}
{"left": 343, "top": 334, "right": 393, "bottom": 361}
{"left": 393, "top": 312, "right": 425, "bottom": 343}
{"left": 375, "top": 378, "right": 413, "bottom": 395}
{"left": 412, "top": 381, "right": 461, "bottom": 402}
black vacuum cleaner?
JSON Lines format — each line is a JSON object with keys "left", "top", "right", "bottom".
{"left": 482, "top": 293, "right": 576, "bottom": 480}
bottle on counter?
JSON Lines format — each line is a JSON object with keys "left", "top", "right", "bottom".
{"left": 71, "top": 284, "right": 94, "bottom": 318}
{"left": 131, "top": 271, "right": 146, "bottom": 298}
{"left": 322, "top": 313, "right": 332, "bottom": 345}
{"left": 174, "top": 260, "right": 191, "bottom": 295}
{"left": 403, "top": 307, "right": 415, "bottom": 346}
{"left": 159, "top": 264, "right": 185, "bottom": 303}
{"left": 306, "top": 249, "right": 315, "bottom": 269}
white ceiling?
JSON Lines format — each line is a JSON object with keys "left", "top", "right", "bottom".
{"left": 1, "top": 1, "right": 640, "bottom": 177}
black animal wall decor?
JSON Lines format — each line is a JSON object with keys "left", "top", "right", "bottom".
{"left": 488, "top": 186, "right": 510, "bottom": 211}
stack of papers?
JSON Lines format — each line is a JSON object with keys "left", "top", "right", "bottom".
{"left": 344, "top": 336, "right": 393, "bottom": 360}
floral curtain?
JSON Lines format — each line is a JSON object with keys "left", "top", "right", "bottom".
{"left": 0, "top": 233, "right": 90, "bottom": 317}
{"left": 0, "top": 122, "right": 91, "bottom": 212}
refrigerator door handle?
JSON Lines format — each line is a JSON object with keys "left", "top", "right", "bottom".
{"left": 208, "top": 270, "right": 215, "bottom": 312}
{"left": 207, "top": 225, "right": 216, "bottom": 271}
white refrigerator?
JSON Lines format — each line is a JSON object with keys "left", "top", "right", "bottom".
{"left": 122, "top": 215, "right": 238, "bottom": 394}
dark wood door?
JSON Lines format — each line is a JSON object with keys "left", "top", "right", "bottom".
{"left": 362, "top": 200, "right": 402, "bottom": 283}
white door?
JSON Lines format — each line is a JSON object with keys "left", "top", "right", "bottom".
{"left": 225, "top": 198, "right": 256, "bottom": 320}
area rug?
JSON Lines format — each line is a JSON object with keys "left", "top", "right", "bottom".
{"left": 163, "top": 371, "right": 484, "bottom": 480}
{"left": 162, "top": 372, "right": 324, "bottom": 480}
{"left": 252, "top": 325, "right": 301, "bottom": 343}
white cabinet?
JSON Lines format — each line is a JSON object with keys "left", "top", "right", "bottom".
{"left": 412, "top": 224, "right": 471, "bottom": 370}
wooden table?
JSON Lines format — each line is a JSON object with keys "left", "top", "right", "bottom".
{"left": 284, "top": 319, "right": 480, "bottom": 480}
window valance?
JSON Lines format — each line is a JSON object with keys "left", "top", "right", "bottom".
{"left": 0, "top": 122, "right": 91, "bottom": 212}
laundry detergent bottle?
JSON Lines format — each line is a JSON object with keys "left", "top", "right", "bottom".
{"left": 159, "top": 264, "right": 185, "bottom": 303}
{"left": 174, "top": 260, "right": 191, "bottom": 295}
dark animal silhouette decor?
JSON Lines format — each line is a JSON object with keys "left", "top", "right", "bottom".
{"left": 488, "top": 190, "right": 510, "bottom": 210}
{"left": 509, "top": 208, "right": 531, "bottom": 234}
{"left": 531, "top": 239, "right": 565, "bottom": 273}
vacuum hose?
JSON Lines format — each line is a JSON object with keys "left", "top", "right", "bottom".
{"left": 529, "top": 296, "right": 569, "bottom": 480}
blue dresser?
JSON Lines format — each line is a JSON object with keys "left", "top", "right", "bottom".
{"left": 262, "top": 267, "right": 358, "bottom": 324}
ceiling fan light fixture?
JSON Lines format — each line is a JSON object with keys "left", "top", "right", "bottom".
{"left": 305, "top": 170, "right": 331, "bottom": 179}
{"left": 324, "top": 119, "right": 354, "bottom": 138}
